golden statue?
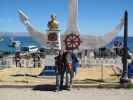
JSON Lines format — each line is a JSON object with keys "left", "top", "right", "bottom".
{"left": 48, "top": 15, "right": 59, "bottom": 31}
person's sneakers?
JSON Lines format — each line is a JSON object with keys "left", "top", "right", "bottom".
{"left": 59, "top": 85, "right": 64, "bottom": 90}
{"left": 55, "top": 89, "right": 60, "bottom": 92}
{"left": 65, "top": 85, "right": 71, "bottom": 91}
{"left": 56, "top": 86, "right": 60, "bottom": 92}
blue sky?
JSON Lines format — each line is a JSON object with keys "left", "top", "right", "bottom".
{"left": 0, "top": 0, "right": 133, "bottom": 36}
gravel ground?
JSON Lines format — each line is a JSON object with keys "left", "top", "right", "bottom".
{"left": 0, "top": 88, "right": 133, "bottom": 100}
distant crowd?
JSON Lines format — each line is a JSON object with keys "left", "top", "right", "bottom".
{"left": 15, "top": 52, "right": 41, "bottom": 68}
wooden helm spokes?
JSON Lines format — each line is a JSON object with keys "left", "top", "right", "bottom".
{"left": 65, "top": 33, "right": 80, "bottom": 50}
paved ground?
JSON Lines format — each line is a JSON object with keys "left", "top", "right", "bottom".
{"left": 0, "top": 88, "right": 133, "bottom": 100}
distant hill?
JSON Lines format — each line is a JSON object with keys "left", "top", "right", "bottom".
{"left": 0, "top": 32, "right": 30, "bottom": 37}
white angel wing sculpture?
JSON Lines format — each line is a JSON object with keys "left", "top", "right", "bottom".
{"left": 18, "top": 9, "right": 124, "bottom": 50}
{"left": 79, "top": 18, "right": 124, "bottom": 49}
{"left": 18, "top": 10, "right": 47, "bottom": 47}
{"left": 63, "top": 0, "right": 124, "bottom": 50}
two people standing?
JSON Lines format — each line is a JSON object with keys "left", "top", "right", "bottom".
{"left": 15, "top": 52, "right": 41, "bottom": 68}
{"left": 55, "top": 50, "right": 79, "bottom": 91}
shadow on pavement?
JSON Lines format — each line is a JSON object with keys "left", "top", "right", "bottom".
{"left": 32, "top": 84, "right": 69, "bottom": 92}
{"left": 32, "top": 84, "right": 56, "bottom": 92}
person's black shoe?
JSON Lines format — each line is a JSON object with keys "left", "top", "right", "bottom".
{"left": 65, "top": 86, "right": 71, "bottom": 91}
{"left": 55, "top": 89, "right": 60, "bottom": 92}
{"left": 59, "top": 87, "right": 63, "bottom": 91}
{"left": 66, "top": 87, "right": 71, "bottom": 91}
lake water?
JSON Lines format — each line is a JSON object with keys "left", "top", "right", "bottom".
{"left": 0, "top": 36, "right": 133, "bottom": 53}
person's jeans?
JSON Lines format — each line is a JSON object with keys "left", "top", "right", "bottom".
{"left": 66, "top": 69, "right": 73, "bottom": 88}
{"left": 60, "top": 71, "right": 64, "bottom": 89}
{"left": 72, "top": 62, "right": 79, "bottom": 74}
{"left": 60, "top": 65, "right": 73, "bottom": 89}
{"left": 56, "top": 72, "right": 61, "bottom": 91}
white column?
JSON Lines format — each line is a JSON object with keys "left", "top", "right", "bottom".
{"left": 65, "top": 0, "right": 79, "bottom": 34}
{"left": 58, "top": 32, "right": 62, "bottom": 50}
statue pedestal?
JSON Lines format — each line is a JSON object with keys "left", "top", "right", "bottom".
{"left": 46, "top": 30, "right": 61, "bottom": 50}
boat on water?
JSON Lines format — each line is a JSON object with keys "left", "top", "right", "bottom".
{"left": 21, "top": 45, "right": 38, "bottom": 53}
{"left": 9, "top": 40, "right": 21, "bottom": 48}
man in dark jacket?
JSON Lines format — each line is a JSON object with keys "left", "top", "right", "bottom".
{"left": 15, "top": 52, "right": 21, "bottom": 67}
{"left": 55, "top": 50, "right": 64, "bottom": 91}
{"left": 33, "top": 53, "right": 41, "bottom": 68}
